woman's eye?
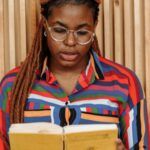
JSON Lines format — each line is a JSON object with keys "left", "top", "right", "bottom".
{"left": 53, "top": 27, "right": 66, "bottom": 33}
{"left": 77, "top": 30, "right": 89, "bottom": 36}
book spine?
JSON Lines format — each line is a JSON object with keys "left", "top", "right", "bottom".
{"left": 63, "top": 128, "right": 65, "bottom": 150}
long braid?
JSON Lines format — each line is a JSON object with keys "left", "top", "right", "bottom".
{"left": 10, "top": 17, "right": 46, "bottom": 124}
{"left": 20, "top": 20, "right": 44, "bottom": 122}
{"left": 10, "top": 60, "right": 29, "bottom": 123}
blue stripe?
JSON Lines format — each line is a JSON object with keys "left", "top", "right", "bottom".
{"left": 132, "top": 105, "right": 138, "bottom": 145}
{"left": 95, "top": 80, "right": 128, "bottom": 89}
{"left": 72, "top": 90, "right": 127, "bottom": 101}
{"left": 24, "top": 116, "right": 51, "bottom": 123}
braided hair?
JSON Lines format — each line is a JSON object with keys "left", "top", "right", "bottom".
{"left": 10, "top": 0, "right": 101, "bottom": 124}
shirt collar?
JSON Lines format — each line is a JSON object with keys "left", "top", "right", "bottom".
{"left": 89, "top": 48, "right": 104, "bottom": 80}
{"left": 37, "top": 48, "right": 104, "bottom": 86}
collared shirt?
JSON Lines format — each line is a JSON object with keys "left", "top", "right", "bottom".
{"left": 0, "top": 49, "right": 149, "bottom": 149}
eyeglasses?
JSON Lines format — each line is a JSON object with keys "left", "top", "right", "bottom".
{"left": 46, "top": 26, "right": 95, "bottom": 45}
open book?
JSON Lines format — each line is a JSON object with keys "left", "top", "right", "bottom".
{"left": 9, "top": 122, "right": 118, "bottom": 150}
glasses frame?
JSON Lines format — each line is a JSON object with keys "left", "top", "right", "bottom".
{"left": 46, "top": 26, "right": 95, "bottom": 45}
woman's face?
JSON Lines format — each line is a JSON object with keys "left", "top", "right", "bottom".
{"left": 46, "top": 4, "right": 96, "bottom": 68}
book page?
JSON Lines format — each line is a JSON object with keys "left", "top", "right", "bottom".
{"left": 9, "top": 122, "right": 63, "bottom": 134}
{"left": 9, "top": 123, "right": 64, "bottom": 150}
{"left": 64, "top": 124, "right": 118, "bottom": 150}
{"left": 64, "top": 124, "right": 117, "bottom": 134}
{"left": 64, "top": 129, "right": 118, "bottom": 150}
{"left": 10, "top": 134, "right": 63, "bottom": 150}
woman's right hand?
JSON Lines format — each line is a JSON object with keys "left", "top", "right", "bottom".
{"left": 116, "top": 139, "right": 126, "bottom": 150}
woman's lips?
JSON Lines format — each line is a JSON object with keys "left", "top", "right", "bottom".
{"left": 59, "top": 52, "right": 79, "bottom": 61}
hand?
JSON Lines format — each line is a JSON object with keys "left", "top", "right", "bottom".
{"left": 116, "top": 139, "right": 126, "bottom": 150}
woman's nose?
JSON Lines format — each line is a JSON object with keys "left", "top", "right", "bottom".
{"left": 64, "top": 32, "right": 77, "bottom": 46}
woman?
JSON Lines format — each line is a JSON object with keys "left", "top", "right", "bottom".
{"left": 0, "top": 0, "right": 149, "bottom": 149}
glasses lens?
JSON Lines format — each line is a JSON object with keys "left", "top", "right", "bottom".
{"left": 75, "top": 29, "right": 93, "bottom": 44}
{"left": 49, "top": 26, "right": 93, "bottom": 44}
{"left": 51, "top": 26, "right": 67, "bottom": 41}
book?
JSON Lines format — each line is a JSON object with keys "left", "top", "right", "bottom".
{"left": 9, "top": 122, "right": 118, "bottom": 150}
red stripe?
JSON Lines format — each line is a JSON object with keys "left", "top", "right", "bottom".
{"left": 29, "top": 102, "right": 34, "bottom": 110}
{"left": 31, "top": 90, "right": 55, "bottom": 98}
{"left": 86, "top": 107, "right": 92, "bottom": 113}
{"left": 0, "top": 77, "right": 15, "bottom": 93}
{"left": 44, "top": 105, "right": 51, "bottom": 109}
{"left": 78, "top": 74, "right": 88, "bottom": 88}
{"left": 88, "top": 84, "right": 128, "bottom": 95}
{"left": 30, "top": 90, "right": 68, "bottom": 102}
{"left": 100, "top": 56, "right": 141, "bottom": 105}
{"left": 0, "top": 139, "right": 6, "bottom": 150}
{"left": 6, "top": 66, "right": 20, "bottom": 75}
{"left": 0, "top": 110, "right": 7, "bottom": 144}
{"left": 104, "top": 71, "right": 129, "bottom": 84}
{"left": 103, "top": 110, "right": 109, "bottom": 115}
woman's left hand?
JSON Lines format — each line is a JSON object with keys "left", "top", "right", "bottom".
{"left": 116, "top": 139, "right": 126, "bottom": 150}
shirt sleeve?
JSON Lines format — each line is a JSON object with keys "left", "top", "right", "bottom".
{"left": 119, "top": 72, "right": 149, "bottom": 150}
{"left": 0, "top": 77, "right": 11, "bottom": 150}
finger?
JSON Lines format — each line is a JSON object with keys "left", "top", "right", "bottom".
{"left": 115, "top": 139, "right": 126, "bottom": 150}
{"left": 115, "top": 138, "right": 122, "bottom": 144}
{"left": 117, "top": 145, "right": 126, "bottom": 150}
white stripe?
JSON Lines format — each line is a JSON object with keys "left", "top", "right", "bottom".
{"left": 28, "top": 94, "right": 65, "bottom": 106}
{"left": 127, "top": 109, "right": 134, "bottom": 148}
{"left": 85, "top": 60, "right": 91, "bottom": 76}
{"left": 50, "top": 106, "right": 55, "bottom": 124}
{"left": 28, "top": 94, "right": 118, "bottom": 108}
{"left": 70, "top": 99, "right": 118, "bottom": 108}
{"left": 80, "top": 107, "right": 86, "bottom": 112}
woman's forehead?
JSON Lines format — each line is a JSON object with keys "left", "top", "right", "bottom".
{"left": 47, "top": 4, "right": 95, "bottom": 28}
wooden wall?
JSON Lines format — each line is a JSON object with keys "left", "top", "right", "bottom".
{"left": 0, "top": 0, "right": 150, "bottom": 116}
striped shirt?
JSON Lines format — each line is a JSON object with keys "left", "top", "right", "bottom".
{"left": 0, "top": 49, "right": 149, "bottom": 149}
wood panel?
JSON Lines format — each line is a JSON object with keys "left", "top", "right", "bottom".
{"left": 8, "top": 0, "right": 16, "bottom": 69}
{"left": 26, "top": 0, "right": 38, "bottom": 52}
{"left": 124, "top": 0, "right": 134, "bottom": 70}
{"left": 104, "top": 0, "right": 114, "bottom": 60}
{"left": 96, "top": 2, "right": 104, "bottom": 56}
{"left": 0, "top": 0, "right": 5, "bottom": 77}
{"left": 145, "top": 0, "right": 150, "bottom": 116}
{"left": 3, "top": 0, "right": 10, "bottom": 73}
{"left": 134, "top": 0, "right": 145, "bottom": 87}
{"left": 114, "top": 0, "right": 124, "bottom": 65}
{"left": 15, "top": 0, "right": 27, "bottom": 65}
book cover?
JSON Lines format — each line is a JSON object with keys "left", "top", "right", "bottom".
{"left": 9, "top": 123, "right": 118, "bottom": 150}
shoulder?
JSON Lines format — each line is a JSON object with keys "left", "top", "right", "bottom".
{"left": 0, "top": 67, "right": 20, "bottom": 112}
{"left": 0, "top": 67, "right": 20, "bottom": 91}
{"left": 99, "top": 57, "right": 137, "bottom": 81}
{"left": 99, "top": 56, "right": 144, "bottom": 101}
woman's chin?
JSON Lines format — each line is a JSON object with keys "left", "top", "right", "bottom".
{"left": 59, "top": 60, "right": 78, "bottom": 68}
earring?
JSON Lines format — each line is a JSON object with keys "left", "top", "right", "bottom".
{"left": 44, "top": 31, "right": 47, "bottom": 37}
{"left": 92, "top": 33, "right": 96, "bottom": 42}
